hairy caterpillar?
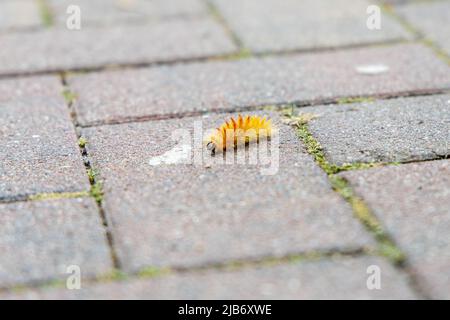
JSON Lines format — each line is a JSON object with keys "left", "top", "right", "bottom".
{"left": 205, "top": 114, "right": 273, "bottom": 154}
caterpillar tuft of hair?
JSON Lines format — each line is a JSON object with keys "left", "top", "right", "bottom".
{"left": 205, "top": 114, "right": 273, "bottom": 154}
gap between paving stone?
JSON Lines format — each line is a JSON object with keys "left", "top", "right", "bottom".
{"left": 384, "top": 2, "right": 450, "bottom": 65}
{"left": 59, "top": 73, "right": 122, "bottom": 272}
{"left": 68, "top": 42, "right": 450, "bottom": 127}
{"left": 76, "top": 89, "right": 450, "bottom": 129}
{"left": 0, "top": 191, "right": 90, "bottom": 204}
{"left": 0, "top": 37, "right": 426, "bottom": 81}
{"left": 0, "top": 248, "right": 369, "bottom": 293}
{"left": 284, "top": 110, "right": 431, "bottom": 299}
{"left": 203, "top": 0, "right": 245, "bottom": 50}
{"left": 1, "top": 254, "right": 420, "bottom": 299}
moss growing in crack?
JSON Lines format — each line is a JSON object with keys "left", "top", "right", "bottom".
{"left": 138, "top": 266, "right": 171, "bottom": 279}
{"left": 90, "top": 182, "right": 104, "bottom": 204}
{"left": 87, "top": 168, "right": 98, "bottom": 184}
{"left": 380, "top": 3, "right": 420, "bottom": 38}
{"left": 225, "top": 48, "right": 252, "bottom": 60}
{"left": 37, "top": 0, "right": 53, "bottom": 27}
{"left": 78, "top": 137, "right": 87, "bottom": 148}
{"left": 62, "top": 88, "right": 77, "bottom": 105}
{"left": 329, "top": 175, "right": 382, "bottom": 234}
{"left": 29, "top": 191, "right": 89, "bottom": 201}
{"left": 329, "top": 175, "right": 405, "bottom": 265}
{"left": 338, "top": 162, "right": 382, "bottom": 172}
{"left": 282, "top": 110, "right": 407, "bottom": 265}
{"left": 421, "top": 39, "right": 450, "bottom": 66}
{"left": 296, "top": 122, "right": 340, "bottom": 175}
{"left": 337, "top": 96, "right": 375, "bottom": 105}
{"left": 282, "top": 111, "right": 338, "bottom": 174}
{"left": 378, "top": 241, "right": 406, "bottom": 265}
{"left": 285, "top": 112, "right": 400, "bottom": 174}
{"left": 97, "top": 269, "right": 128, "bottom": 282}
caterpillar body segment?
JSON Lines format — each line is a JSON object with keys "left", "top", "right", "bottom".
{"left": 205, "top": 114, "right": 273, "bottom": 154}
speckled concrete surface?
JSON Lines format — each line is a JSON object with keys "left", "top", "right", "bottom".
{"left": 48, "top": 0, "right": 207, "bottom": 26}
{"left": 82, "top": 112, "right": 374, "bottom": 272}
{"left": 0, "top": 256, "right": 418, "bottom": 299}
{"left": 0, "top": 198, "right": 112, "bottom": 287}
{"left": 1, "top": 0, "right": 449, "bottom": 299}
{"left": 211, "top": 0, "right": 411, "bottom": 53}
{"left": 0, "top": 17, "right": 237, "bottom": 76}
{"left": 341, "top": 160, "right": 450, "bottom": 299}
{"left": 0, "top": 76, "right": 90, "bottom": 201}
{"left": 298, "top": 94, "right": 450, "bottom": 165}
{"left": 396, "top": 1, "right": 450, "bottom": 56}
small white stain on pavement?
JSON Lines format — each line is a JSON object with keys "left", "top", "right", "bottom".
{"left": 355, "top": 64, "right": 390, "bottom": 75}
{"left": 149, "top": 144, "right": 191, "bottom": 166}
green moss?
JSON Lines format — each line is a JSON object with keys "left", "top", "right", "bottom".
{"left": 138, "top": 266, "right": 171, "bottom": 278}
{"left": 286, "top": 112, "right": 400, "bottom": 174}
{"left": 283, "top": 111, "right": 406, "bottom": 265}
{"left": 29, "top": 191, "right": 89, "bottom": 201}
{"left": 224, "top": 48, "right": 253, "bottom": 60}
{"left": 37, "top": 0, "right": 53, "bottom": 27}
{"left": 87, "top": 168, "right": 98, "bottom": 184}
{"left": 62, "top": 88, "right": 77, "bottom": 105}
{"left": 380, "top": 3, "right": 420, "bottom": 38}
{"left": 90, "top": 182, "right": 104, "bottom": 204}
{"left": 296, "top": 122, "right": 340, "bottom": 175}
{"left": 338, "top": 162, "right": 382, "bottom": 172}
{"left": 378, "top": 241, "right": 406, "bottom": 265}
{"left": 41, "top": 279, "right": 67, "bottom": 289}
{"left": 329, "top": 176, "right": 383, "bottom": 234}
{"left": 421, "top": 39, "right": 450, "bottom": 66}
{"left": 329, "top": 175, "right": 405, "bottom": 265}
{"left": 337, "top": 96, "right": 375, "bottom": 105}
{"left": 78, "top": 137, "right": 87, "bottom": 148}
{"left": 97, "top": 269, "right": 128, "bottom": 282}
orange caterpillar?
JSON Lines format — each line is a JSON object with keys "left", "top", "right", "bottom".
{"left": 205, "top": 114, "right": 273, "bottom": 153}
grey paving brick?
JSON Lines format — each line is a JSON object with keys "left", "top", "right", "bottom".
{"left": 396, "top": 1, "right": 450, "bottom": 56}
{"left": 211, "top": 0, "right": 411, "bottom": 53}
{"left": 340, "top": 160, "right": 450, "bottom": 299}
{"left": 0, "top": 0, "right": 41, "bottom": 31}
{"left": 49, "top": 0, "right": 207, "bottom": 26}
{"left": 82, "top": 112, "right": 374, "bottom": 273}
{"left": 0, "top": 17, "right": 236, "bottom": 76}
{"left": 69, "top": 43, "right": 450, "bottom": 126}
{"left": 0, "top": 76, "right": 90, "bottom": 200}
{"left": 298, "top": 94, "right": 450, "bottom": 165}
{"left": 381, "top": 0, "right": 417, "bottom": 4}
{"left": 0, "top": 256, "right": 418, "bottom": 299}
{"left": 0, "top": 198, "right": 112, "bottom": 287}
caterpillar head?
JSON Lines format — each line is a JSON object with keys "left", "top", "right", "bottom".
{"left": 206, "top": 141, "right": 217, "bottom": 153}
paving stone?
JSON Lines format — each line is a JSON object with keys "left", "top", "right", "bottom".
{"left": 396, "top": 1, "right": 450, "bottom": 56}
{"left": 0, "top": 256, "right": 418, "bottom": 299}
{"left": 0, "top": 76, "right": 90, "bottom": 200}
{"left": 82, "top": 112, "right": 374, "bottom": 273}
{"left": 381, "top": 0, "right": 417, "bottom": 4}
{"left": 49, "top": 0, "right": 207, "bottom": 26}
{"left": 297, "top": 94, "right": 450, "bottom": 165}
{"left": 340, "top": 160, "right": 450, "bottom": 299}
{"left": 0, "top": 0, "right": 41, "bottom": 31}
{"left": 0, "top": 198, "right": 112, "bottom": 287}
{"left": 0, "top": 17, "right": 236, "bottom": 76}
{"left": 69, "top": 43, "right": 450, "bottom": 126}
{"left": 211, "top": 0, "right": 411, "bottom": 53}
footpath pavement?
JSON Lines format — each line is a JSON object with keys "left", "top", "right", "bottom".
{"left": 0, "top": 0, "right": 449, "bottom": 299}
